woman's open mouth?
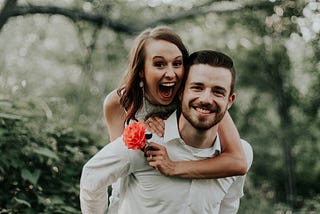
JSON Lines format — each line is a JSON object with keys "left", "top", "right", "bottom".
{"left": 159, "top": 82, "right": 175, "bottom": 99}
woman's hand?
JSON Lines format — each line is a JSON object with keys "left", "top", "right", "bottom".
{"left": 145, "top": 142, "right": 176, "bottom": 176}
{"left": 145, "top": 116, "right": 165, "bottom": 137}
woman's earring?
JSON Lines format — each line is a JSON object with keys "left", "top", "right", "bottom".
{"left": 140, "top": 80, "right": 147, "bottom": 113}
{"left": 139, "top": 81, "right": 144, "bottom": 88}
{"left": 140, "top": 80, "right": 145, "bottom": 99}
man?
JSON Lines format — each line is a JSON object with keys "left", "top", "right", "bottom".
{"left": 80, "top": 50, "right": 253, "bottom": 214}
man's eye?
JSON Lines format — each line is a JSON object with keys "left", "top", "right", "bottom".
{"left": 214, "top": 90, "right": 225, "bottom": 96}
{"left": 191, "top": 86, "right": 202, "bottom": 91}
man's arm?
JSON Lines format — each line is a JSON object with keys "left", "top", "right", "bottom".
{"left": 219, "top": 197, "right": 240, "bottom": 214}
{"left": 218, "top": 174, "right": 244, "bottom": 214}
{"left": 79, "top": 137, "right": 132, "bottom": 214}
{"left": 219, "top": 140, "right": 253, "bottom": 213}
{"left": 80, "top": 187, "right": 108, "bottom": 214}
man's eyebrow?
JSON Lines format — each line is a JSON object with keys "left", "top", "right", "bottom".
{"left": 189, "top": 82, "right": 203, "bottom": 86}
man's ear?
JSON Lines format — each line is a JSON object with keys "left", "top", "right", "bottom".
{"left": 227, "top": 93, "right": 236, "bottom": 110}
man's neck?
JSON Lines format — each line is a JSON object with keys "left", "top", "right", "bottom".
{"left": 178, "top": 115, "right": 218, "bottom": 149}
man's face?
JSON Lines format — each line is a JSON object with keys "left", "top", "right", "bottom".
{"left": 180, "top": 64, "right": 235, "bottom": 130}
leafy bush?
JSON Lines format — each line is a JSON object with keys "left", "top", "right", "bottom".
{"left": 0, "top": 99, "right": 100, "bottom": 213}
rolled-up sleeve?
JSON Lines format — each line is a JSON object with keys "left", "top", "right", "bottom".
{"left": 80, "top": 137, "right": 132, "bottom": 214}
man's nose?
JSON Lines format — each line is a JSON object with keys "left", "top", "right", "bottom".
{"left": 199, "top": 89, "right": 213, "bottom": 103}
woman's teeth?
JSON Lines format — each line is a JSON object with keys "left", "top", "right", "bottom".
{"left": 161, "top": 83, "right": 175, "bottom": 87}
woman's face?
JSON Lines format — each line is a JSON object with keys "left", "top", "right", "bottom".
{"left": 142, "top": 39, "right": 184, "bottom": 105}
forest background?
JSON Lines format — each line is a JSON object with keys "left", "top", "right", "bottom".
{"left": 0, "top": 0, "right": 319, "bottom": 213}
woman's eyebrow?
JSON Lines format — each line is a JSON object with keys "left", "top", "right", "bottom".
{"left": 152, "top": 55, "right": 182, "bottom": 60}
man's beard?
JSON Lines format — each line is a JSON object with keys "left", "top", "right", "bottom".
{"left": 181, "top": 104, "right": 227, "bottom": 131}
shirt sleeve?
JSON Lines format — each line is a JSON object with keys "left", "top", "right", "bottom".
{"left": 219, "top": 197, "right": 240, "bottom": 214}
{"left": 219, "top": 139, "right": 253, "bottom": 213}
{"left": 80, "top": 137, "right": 132, "bottom": 214}
{"left": 80, "top": 187, "right": 109, "bottom": 214}
{"left": 241, "top": 139, "right": 254, "bottom": 170}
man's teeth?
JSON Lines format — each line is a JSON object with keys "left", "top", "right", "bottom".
{"left": 196, "top": 108, "right": 210, "bottom": 113}
{"left": 161, "top": 83, "right": 175, "bottom": 87}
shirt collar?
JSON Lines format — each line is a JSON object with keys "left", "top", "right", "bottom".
{"left": 163, "top": 111, "right": 181, "bottom": 143}
{"left": 163, "top": 111, "right": 221, "bottom": 158}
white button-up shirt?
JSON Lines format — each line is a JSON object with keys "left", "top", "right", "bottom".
{"left": 80, "top": 111, "right": 253, "bottom": 214}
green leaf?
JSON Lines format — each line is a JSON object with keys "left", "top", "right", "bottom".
{"left": 13, "top": 197, "right": 31, "bottom": 208}
{"left": 0, "top": 112, "right": 22, "bottom": 120}
{"left": 33, "top": 147, "right": 59, "bottom": 160}
{"left": 21, "top": 168, "right": 41, "bottom": 186}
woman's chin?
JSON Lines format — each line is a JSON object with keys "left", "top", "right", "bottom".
{"left": 158, "top": 97, "right": 174, "bottom": 105}
{"left": 145, "top": 92, "right": 175, "bottom": 105}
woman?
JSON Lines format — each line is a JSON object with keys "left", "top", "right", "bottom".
{"left": 104, "top": 26, "right": 247, "bottom": 211}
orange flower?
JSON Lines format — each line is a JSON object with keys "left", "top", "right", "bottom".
{"left": 123, "top": 121, "right": 147, "bottom": 150}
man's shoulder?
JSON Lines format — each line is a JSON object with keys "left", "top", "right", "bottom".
{"left": 106, "top": 136, "right": 150, "bottom": 170}
{"left": 240, "top": 139, "right": 253, "bottom": 170}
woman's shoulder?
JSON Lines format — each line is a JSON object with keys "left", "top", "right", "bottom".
{"left": 104, "top": 89, "right": 120, "bottom": 110}
{"left": 104, "top": 89, "right": 125, "bottom": 122}
{"left": 103, "top": 89, "right": 126, "bottom": 140}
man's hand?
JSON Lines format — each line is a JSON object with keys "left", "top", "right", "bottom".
{"left": 145, "top": 142, "right": 176, "bottom": 176}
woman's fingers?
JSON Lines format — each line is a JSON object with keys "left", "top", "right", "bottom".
{"left": 145, "top": 117, "right": 165, "bottom": 137}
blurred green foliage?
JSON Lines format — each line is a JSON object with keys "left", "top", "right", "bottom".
{"left": 0, "top": 0, "right": 319, "bottom": 213}
{"left": 0, "top": 99, "right": 100, "bottom": 213}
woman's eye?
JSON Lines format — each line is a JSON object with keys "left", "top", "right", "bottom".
{"left": 173, "top": 61, "right": 182, "bottom": 67}
{"left": 154, "top": 61, "right": 165, "bottom": 68}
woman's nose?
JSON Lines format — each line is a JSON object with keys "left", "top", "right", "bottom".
{"left": 165, "top": 66, "right": 175, "bottom": 78}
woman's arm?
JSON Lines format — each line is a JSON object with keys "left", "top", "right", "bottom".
{"left": 103, "top": 90, "right": 127, "bottom": 141}
{"left": 147, "top": 111, "right": 247, "bottom": 178}
{"left": 215, "top": 111, "right": 247, "bottom": 176}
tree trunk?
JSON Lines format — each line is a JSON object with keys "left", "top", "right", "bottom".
{"left": 277, "top": 85, "right": 296, "bottom": 208}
